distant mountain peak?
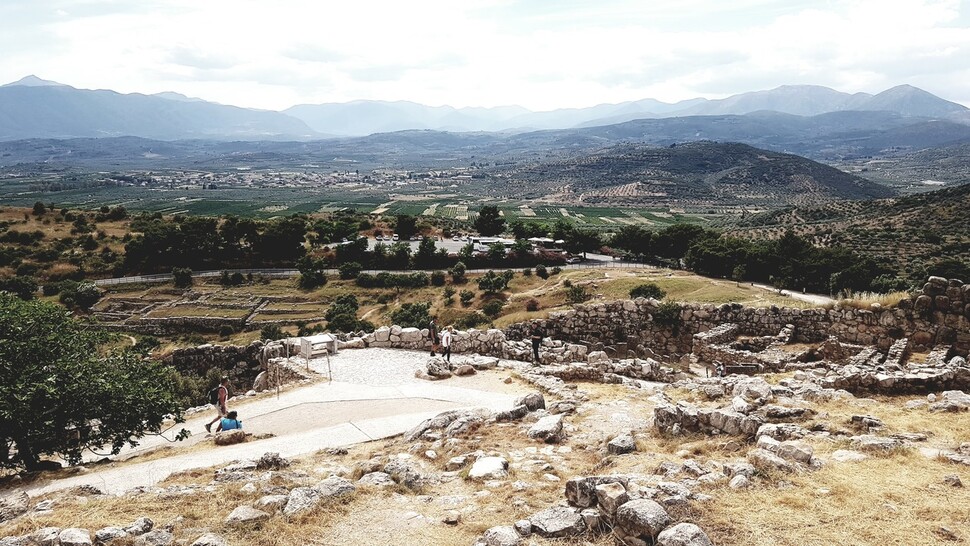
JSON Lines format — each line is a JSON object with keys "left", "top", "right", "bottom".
{"left": 152, "top": 91, "right": 205, "bottom": 103}
{"left": 2, "top": 75, "right": 67, "bottom": 87}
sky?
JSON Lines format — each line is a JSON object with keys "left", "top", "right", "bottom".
{"left": 2, "top": 0, "right": 969, "bottom": 111}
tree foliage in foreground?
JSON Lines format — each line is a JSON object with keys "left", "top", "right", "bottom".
{"left": 0, "top": 295, "right": 186, "bottom": 470}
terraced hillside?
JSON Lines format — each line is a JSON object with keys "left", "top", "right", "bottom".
{"left": 489, "top": 142, "right": 894, "bottom": 208}
{"left": 726, "top": 184, "right": 970, "bottom": 279}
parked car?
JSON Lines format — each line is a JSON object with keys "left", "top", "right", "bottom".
{"left": 566, "top": 256, "right": 583, "bottom": 264}
{"left": 392, "top": 234, "right": 400, "bottom": 241}
{"left": 375, "top": 235, "right": 384, "bottom": 241}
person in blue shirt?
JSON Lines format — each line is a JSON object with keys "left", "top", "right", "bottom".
{"left": 216, "top": 410, "right": 242, "bottom": 432}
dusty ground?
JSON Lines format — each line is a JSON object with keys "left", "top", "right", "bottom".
{"left": 1, "top": 353, "right": 968, "bottom": 546}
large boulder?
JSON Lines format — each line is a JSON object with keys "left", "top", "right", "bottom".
{"left": 615, "top": 499, "right": 672, "bottom": 543}
{"left": 608, "top": 434, "right": 637, "bottom": 455}
{"left": 515, "top": 392, "right": 546, "bottom": 411}
{"left": 316, "top": 476, "right": 356, "bottom": 499}
{"left": 657, "top": 523, "right": 714, "bottom": 546}
{"left": 528, "top": 415, "right": 565, "bottom": 443}
{"left": 134, "top": 530, "right": 174, "bottom": 546}
{"left": 30, "top": 528, "right": 61, "bottom": 546}
{"left": 0, "top": 490, "right": 29, "bottom": 523}
{"left": 190, "top": 534, "right": 228, "bottom": 546}
{"left": 94, "top": 528, "right": 127, "bottom": 544}
{"left": 468, "top": 457, "right": 509, "bottom": 480}
{"left": 733, "top": 378, "right": 774, "bottom": 404}
{"left": 225, "top": 505, "right": 270, "bottom": 527}
{"left": 213, "top": 429, "right": 247, "bottom": 446}
{"left": 283, "top": 487, "right": 322, "bottom": 516}
{"left": 528, "top": 506, "right": 586, "bottom": 538}
{"left": 478, "top": 526, "right": 522, "bottom": 546}
{"left": 58, "top": 529, "right": 93, "bottom": 546}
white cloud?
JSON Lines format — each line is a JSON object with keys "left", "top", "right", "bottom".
{"left": 0, "top": 0, "right": 968, "bottom": 109}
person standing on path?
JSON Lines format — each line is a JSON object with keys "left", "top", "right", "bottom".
{"left": 205, "top": 377, "right": 230, "bottom": 433}
{"left": 529, "top": 321, "right": 543, "bottom": 363}
{"left": 441, "top": 326, "right": 453, "bottom": 363}
{"left": 429, "top": 317, "right": 440, "bottom": 356}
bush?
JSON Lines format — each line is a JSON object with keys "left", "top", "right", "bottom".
{"left": 131, "top": 335, "right": 160, "bottom": 355}
{"left": 298, "top": 257, "right": 328, "bottom": 289}
{"left": 482, "top": 299, "right": 505, "bottom": 318}
{"left": 338, "top": 261, "right": 363, "bottom": 280}
{"left": 449, "top": 261, "right": 467, "bottom": 283}
{"left": 457, "top": 311, "right": 489, "bottom": 329}
{"left": 551, "top": 266, "right": 562, "bottom": 275}
{"left": 376, "top": 293, "right": 394, "bottom": 305}
{"left": 459, "top": 289, "right": 475, "bottom": 306}
{"left": 535, "top": 264, "right": 549, "bottom": 279}
{"left": 563, "top": 279, "right": 572, "bottom": 288}
{"left": 651, "top": 301, "right": 682, "bottom": 327}
{"left": 565, "top": 285, "right": 590, "bottom": 304}
{"left": 0, "top": 276, "right": 38, "bottom": 300}
{"left": 478, "top": 270, "right": 511, "bottom": 293}
{"left": 218, "top": 325, "right": 236, "bottom": 338}
{"left": 260, "top": 324, "right": 285, "bottom": 341}
{"left": 390, "top": 302, "right": 432, "bottom": 329}
{"left": 522, "top": 268, "right": 533, "bottom": 277}
{"left": 356, "top": 272, "right": 429, "bottom": 288}
{"left": 430, "top": 270, "right": 446, "bottom": 286}
{"left": 172, "top": 267, "right": 193, "bottom": 288}
{"left": 443, "top": 286, "right": 456, "bottom": 305}
{"left": 629, "top": 282, "right": 666, "bottom": 300}
{"left": 525, "top": 298, "right": 540, "bottom": 311}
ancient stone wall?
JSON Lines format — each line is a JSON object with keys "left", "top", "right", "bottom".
{"left": 167, "top": 340, "right": 289, "bottom": 393}
{"left": 505, "top": 277, "right": 970, "bottom": 358}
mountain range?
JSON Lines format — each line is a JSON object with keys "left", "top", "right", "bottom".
{"left": 0, "top": 76, "right": 967, "bottom": 141}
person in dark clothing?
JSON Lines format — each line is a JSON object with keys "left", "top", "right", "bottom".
{"left": 429, "top": 317, "right": 439, "bottom": 356}
{"left": 529, "top": 321, "right": 543, "bottom": 363}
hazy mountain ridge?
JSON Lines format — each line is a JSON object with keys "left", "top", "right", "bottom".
{"left": 0, "top": 83, "right": 317, "bottom": 141}
{"left": 3, "top": 76, "right": 966, "bottom": 141}
{"left": 485, "top": 141, "right": 894, "bottom": 207}
{"left": 286, "top": 84, "right": 968, "bottom": 136}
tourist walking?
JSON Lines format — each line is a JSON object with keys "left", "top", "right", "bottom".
{"left": 441, "top": 326, "right": 453, "bottom": 363}
{"left": 429, "top": 317, "right": 440, "bottom": 356}
{"left": 205, "top": 377, "right": 230, "bottom": 433}
{"left": 530, "top": 321, "right": 543, "bottom": 363}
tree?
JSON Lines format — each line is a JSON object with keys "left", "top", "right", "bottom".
{"left": 297, "top": 256, "right": 328, "bottom": 289}
{"left": 172, "top": 267, "right": 193, "bottom": 288}
{"left": 449, "top": 261, "right": 467, "bottom": 283}
{"left": 474, "top": 205, "right": 505, "bottom": 236}
{"left": 32, "top": 201, "right": 46, "bottom": 216}
{"left": 414, "top": 237, "right": 437, "bottom": 268}
{"left": 0, "top": 295, "right": 186, "bottom": 470}
{"left": 459, "top": 289, "right": 475, "bottom": 306}
{"left": 395, "top": 215, "right": 418, "bottom": 240}
{"left": 338, "top": 262, "right": 363, "bottom": 280}
{"left": 482, "top": 299, "right": 504, "bottom": 318}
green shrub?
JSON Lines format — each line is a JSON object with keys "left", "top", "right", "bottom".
{"left": 390, "top": 302, "right": 432, "bottom": 329}
{"left": 652, "top": 301, "right": 682, "bottom": 327}
{"left": 260, "top": 324, "right": 285, "bottom": 341}
{"left": 449, "top": 261, "right": 467, "bottom": 283}
{"left": 172, "top": 267, "right": 193, "bottom": 288}
{"left": 522, "top": 268, "right": 533, "bottom": 277}
{"left": 430, "top": 270, "right": 446, "bottom": 286}
{"left": 457, "top": 311, "right": 489, "bottom": 329}
{"left": 551, "top": 266, "right": 562, "bottom": 275}
{"left": 629, "top": 282, "right": 666, "bottom": 300}
{"left": 565, "top": 285, "right": 590, "bottom": 304}
{"left": 482, "top": 299, "right": 504, "bottom": 318}
{"left": 339, "top": 261, "right": 363, "bottom": 280}
{"left": 525, "top": 298, "right": 540, "bottom": 311}
{"left": 535, "top": 264, "right": 549, "bottom": 279}
{"left": 459, "top": 289, "right": 475, "bottom": 306}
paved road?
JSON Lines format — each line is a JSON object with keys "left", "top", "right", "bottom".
{"left": 23, "top": 349, "right": 527, "bottom": 497}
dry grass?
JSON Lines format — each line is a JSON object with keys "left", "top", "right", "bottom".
{"left": 696, "top": 450, "right": 970, "bottom": 545}
{"left": 838, "top": 291, "right": 911, "bottom": 310}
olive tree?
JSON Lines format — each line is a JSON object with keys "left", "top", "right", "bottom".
{"left": 0, "top": 294, "right": 187, "bottom": 470}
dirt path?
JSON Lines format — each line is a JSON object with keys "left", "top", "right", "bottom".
{"left": 18, "top": 349, "right": 530, "bottom": 497}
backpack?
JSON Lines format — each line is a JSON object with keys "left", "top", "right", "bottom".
{"left": 208, "top": 386, "right": 221, "bottom": 405}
